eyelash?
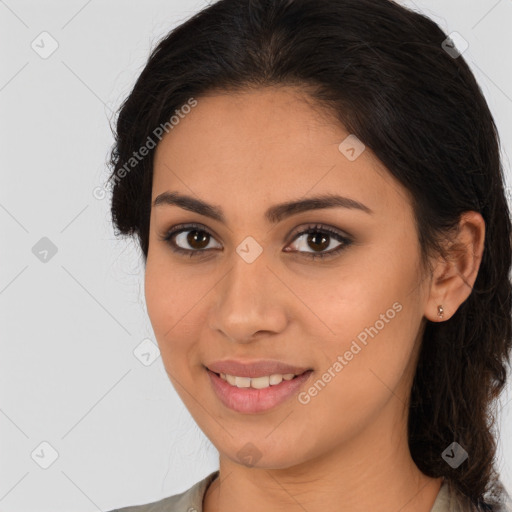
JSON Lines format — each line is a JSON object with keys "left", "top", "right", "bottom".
{"left": 159, "top": 222, "right": 353, "bottom": 261}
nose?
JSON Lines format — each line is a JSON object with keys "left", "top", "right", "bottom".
{"left": 208, "top": 248, "right": 289, "bottom": 344}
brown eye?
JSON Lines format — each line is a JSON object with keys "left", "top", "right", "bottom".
{"left": 305, "top": 232, "right": 330, "bottom": 252}
{"left": 161, "top": 223, "right": 222, "bottom": 257}
{"left": 161, "top": 222, "right": 352, "bottom": 261}
{"left": 286, "top": 224, "right": 352, "bottom": 260}
{"left": 186, "top": 229, "right": 211, "bottom": 250}
{"left": 290, "top": 231, "right": 341, "bottom": 254}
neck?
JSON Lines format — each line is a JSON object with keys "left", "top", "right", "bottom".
{"left": 203, "top": 395, "right": 443, "bottom": 512}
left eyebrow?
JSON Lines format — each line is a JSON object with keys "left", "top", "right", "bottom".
{"left": 152, "top": 191, "right": 373, "bottom": 224}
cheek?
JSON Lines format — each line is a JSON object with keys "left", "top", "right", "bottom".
{"left": 144, "top": 259, "right": 192, "bottom": 356}
{"left": 144, "top": 255, "right": 215, "bottom": 382}
{"left": 295, "top": 305, "right": 419, "bottom": 456}
{"left": 144, "top": 259, "right": 172, "bottom": 338}
{"left": 312, "top": 247, "right": 423, "bottom": 401}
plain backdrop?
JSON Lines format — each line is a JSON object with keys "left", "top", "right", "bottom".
{"left": 1, "top": 1, "right": 511, "bottom": 510}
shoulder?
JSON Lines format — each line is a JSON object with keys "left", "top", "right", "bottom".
{"left": 106, "top": 470, "right": 219, "bottom": 512}
{"left": 483, "top": 478, "right": 512, "bottom": 512}
{"left": 439, "top": 477, "right": 512, "bottom": 512}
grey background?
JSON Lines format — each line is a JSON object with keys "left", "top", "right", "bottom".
{"left": 0, "top": 1, "right": 511, "bottom": 510}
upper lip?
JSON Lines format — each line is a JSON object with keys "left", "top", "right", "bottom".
{"left": 206, "top": 360, "right": 312, "bottom": 378}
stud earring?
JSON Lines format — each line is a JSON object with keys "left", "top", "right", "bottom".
{"left": 437, "top": 305, "right": 444, "bottom": 319}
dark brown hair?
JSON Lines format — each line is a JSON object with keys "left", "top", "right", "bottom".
{"left": 107, "top": 0, "right": 512, "bottom": 508}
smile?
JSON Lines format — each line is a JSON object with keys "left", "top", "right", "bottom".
{"left": 206, "top": 367, "right": 313, "bottom": 413}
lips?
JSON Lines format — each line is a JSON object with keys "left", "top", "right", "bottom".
{"left": 207, "top": 367, "right": 314, "bottom": 413}
{"left": 205, "top": 359, "right": 312, "bottom": 378}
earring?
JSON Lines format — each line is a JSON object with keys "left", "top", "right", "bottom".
{"left": 437, "top": 305, "right": 444, "bottom": 319}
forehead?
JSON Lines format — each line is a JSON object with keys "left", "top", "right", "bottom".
{"left": 155, "top": 86, "right": 342, "bottom": 165}
{"left": 152, "top": 86, "right": 411, "bottom": 222}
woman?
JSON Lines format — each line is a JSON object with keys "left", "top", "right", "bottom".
{"left": 106, "top": 0, "right": 512, "bottom": 510}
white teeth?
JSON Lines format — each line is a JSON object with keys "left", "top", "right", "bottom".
{"left": 219, "top": 372, "right": 299, "bottom": 389}
{"left": 235, "top": 376, "right": 251, "bottom": 388}
{"left": 250, "top": 376, "right": 270, "bottom": 389}
{"left": 269, "top": 374, "right": 283, "bottom": 385}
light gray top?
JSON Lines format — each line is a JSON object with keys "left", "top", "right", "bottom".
{"left": 108, "top": 470, "right": 512, "bottom": 512}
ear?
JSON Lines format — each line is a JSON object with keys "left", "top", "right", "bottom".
{"left": 425, "top": 211, "right": 485, "bottom": 322}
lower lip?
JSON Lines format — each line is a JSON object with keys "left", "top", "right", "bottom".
{"left": 206, "top": 368, "right": 314, "bottom": 414}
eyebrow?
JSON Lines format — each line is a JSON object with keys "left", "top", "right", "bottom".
{"left": 152, "top": 191, "right": 373, "bottom": 224}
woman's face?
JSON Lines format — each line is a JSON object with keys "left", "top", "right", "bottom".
{"left": 145, "top": 86, "right": 431, "bottom": 470}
